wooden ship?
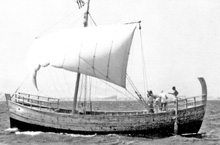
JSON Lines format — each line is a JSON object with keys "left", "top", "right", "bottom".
{"left": 5, "top": 0, "right": 207, "bottom": 137}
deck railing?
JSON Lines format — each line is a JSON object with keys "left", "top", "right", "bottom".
{"left": 165, "top": 94, "right": 206, "bottom": 112}
{"left": 13, "top": 92, "right": 60, "bottom": 111}
{"left": 11, "top": 92, "right": 206, "bottom": 115}
{"left": 90, "top": 95, "right": 206, "bottom": 115}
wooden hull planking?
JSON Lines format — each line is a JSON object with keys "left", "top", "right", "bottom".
{"left": 5, "top": 77, "right": 207, "bottom": 136}
{"left": 6, "top": 99, "right": 205, "bottom": 136}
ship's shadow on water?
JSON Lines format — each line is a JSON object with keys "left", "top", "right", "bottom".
{"left": 1, "top": 100, "right": 220, "bottom": 145}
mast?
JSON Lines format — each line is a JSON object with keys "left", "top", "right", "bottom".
{"left": 72, "top": 0, "right": 90, "bottom": 114}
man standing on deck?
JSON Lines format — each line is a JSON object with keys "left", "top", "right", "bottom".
{"left": 147, "top": 90, "right": 154, "bottom": 113}
{"left": 168, "top": 86, "right": 179, "bottom": 134}
{"left": 169, "top": 86, "right": 179, "bottom": 99}
{"left": 159, "top": 90, "right": 168, "bottom": 111}
{"left": 154, "top": 95, "right": 161, "bottom": 113}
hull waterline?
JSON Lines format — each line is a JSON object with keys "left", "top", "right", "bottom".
{"left": 5, "top": 78, "right": 207, "bottom": 137}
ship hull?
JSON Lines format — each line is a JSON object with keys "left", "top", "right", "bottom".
{"left": 6, "top": 99, "right": 206, "bottom": 136}
{"left": 9, "top": 116, "right": 204, "bottom": 136}
{"left": 5, "top": 78, "right": 207, "bottom": 137}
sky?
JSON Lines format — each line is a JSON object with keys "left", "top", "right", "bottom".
{"left": 0, "top": 0, "right": 219, "bottom": 100}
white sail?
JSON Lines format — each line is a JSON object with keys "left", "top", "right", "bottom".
{"left": 27, "top": 24, "right": 137, "bottom": 90}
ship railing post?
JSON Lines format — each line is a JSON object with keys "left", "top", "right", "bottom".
{"left": 57, "top": 99, "right": 60, "bottom": 109}
{"left": 22, "top": 96, "right": 24, "bottom": 105}
{"left": 48, "top": 98, "right": 49, "bottom": 108}
{"left": 31, "top": 98, "right": 32, "bottom": 108}
{"left": 174, "top": 98, "right": 178, "bottom": 135}
{"left": 15, "top": 94, "right": 17, "bottom": 102}
{"left": 17, "top": 93, "right": 19, "bottom": 101}
{"left": 185, "top": 98, "right": 187, "bottom": 109}
{"left": 38, "top": 96, "right": 39, "bottom": 106}
{"left": 40, "top": 100, "right": 41, "bottom": 110}
{"left": 194, "top": 97, "right": 196, "bottom": 107}
{"left": 28, "top": 94, "right": 29, "bottom": 102}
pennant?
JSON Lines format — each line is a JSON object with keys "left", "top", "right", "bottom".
{"left": 76, "top": 0, "right": 85, "bottom": 9}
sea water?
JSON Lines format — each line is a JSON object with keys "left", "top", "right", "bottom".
{"left": 0, "top": 101, "right": 220, "bottom": 145}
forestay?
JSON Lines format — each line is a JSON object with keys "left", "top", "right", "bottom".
{"left": 27, "top": 24, "right": 137, "bottom": 90}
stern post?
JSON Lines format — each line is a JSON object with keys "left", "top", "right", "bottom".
{"left": 198, "top": 77, "right": 207, "bottom": 109}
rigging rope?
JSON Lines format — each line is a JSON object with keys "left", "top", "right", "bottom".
{"left": 88, "top": 13, "right": 97, "bottom": 26}
{"left": 12, "top": 74, "right": 29, "bottom": 97}
{"left": 89, "top": 77, "right": 92, "bottom": 112}
{"left": 139, "top": 23, "right": 148, "bottom": 98}
{"left": 49, "top": 67, "right": 63, "bottom": 98}
{"left": 37, "top": 11, "right": 84, "bottom": 37}
{"left": 126, "top": 74, "right": 148, "bottom": 108}
{"left": 125, "top": 88, "right": 148, "bottom": 108}
{"left": 83, "top": 75, "right": 87, "bottom": 111}
{"left": 54, "top": 70, "right": 68, "bottom": 98}
{"left": 37, "top": 90, "right": 51, "bottom": 98}
{"left": 78, "top": 56, "right": 118, "bottom": 87}
{"left": 78, "top": 74, "right": 84, "bottom": 106}
{"left": 99, "top": 79, "right": 140, "bottom": 102}
{"left": 126, "top": 74, "right": 140, "bottom": 95}
{"left": 62, "top": 69, "right": 74, "bottom": 97}
{"left": 72, "top": 22, "right": 148, "bottom": 107}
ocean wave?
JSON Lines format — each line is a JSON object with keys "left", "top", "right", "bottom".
{"left": 107, "top": 134, "right": 120, "bottom": 137}
{"left": 10, "top": 130, "right": 97, "bottom": 138}
{"left": 4, "top": 128, "right": 43, "bottom": 136}
{"left": 15, "top": 131, "right": 43, "bottom": 136}
{"left": 4, "top": 128, "right": 18, "bottom": 132}
{"left": 63, "top": 133, "right": 97, "bottom": 138}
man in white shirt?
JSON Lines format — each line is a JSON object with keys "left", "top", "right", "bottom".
{"left": 159, "top": 90, "right": 168, "bottom": 111}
